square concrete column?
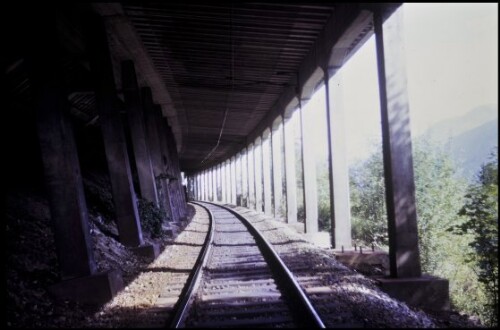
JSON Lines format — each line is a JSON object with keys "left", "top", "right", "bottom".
{"left": 262, "top": 130, "right": 273, "bottom": 216}
{"left": 121, "top": 61, "right": 159, "bottom": 206}
{"left": 164, "top": 122, "right": 187, "bottom": 219}
{"left": 213, "top": 167, "right": 217, "bottom": 201}
{"left": 226, "top": 159, "right": 232, "bottom": 203}
{"left": 236, "top": 153, "right": 243, "bottom": 205}
{"left": 142, "top": 90, "right": 173, "bottom": 222}
{"left": 27, "top": 10, "right": 123, "bottom": 303}
{"left": 324, "top": 70, "right": 352, "bottom": 249}
{"left": 154, "top": 109, "right": 179, "bottom": 223}
{"left": 220, "top": 164, "right": 226, "bottom": 202}
{"left": 271, "top": 118, "right": 284, "bottom": 220}
{"left": 241, "top": 150, "right": 249, "bottom": 207}
{"left": 375, "top": 9, "right": 421, "bottom": 278}
{"left": 230, "top": 157, "right": 237, "bottom": 205}
{"left": 206, "top": 169, "right": 211, "bottom": 201}
{"left": 210, "top": 169, "right": 214, "bottom": 202}
{"left": 212, "top": 166, "right": 217, "bottom": 202}
{"left": 300, "top": 104, "right": 318, "bottom": 233}
{"left": 254, "top": 138, "right": 263, "bottom": 212}
{"left": 86, "top": 14, "right": 144, "bottom": 248}
{"left": 283, "top": 117, "right": 298, "bottom": 224}
{"left": 247, "top": 144, "right": 256, "bottom": 209}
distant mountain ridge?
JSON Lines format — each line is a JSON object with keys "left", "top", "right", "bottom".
{"left": 422, "top": 104, "right": 498, "bottom": 181}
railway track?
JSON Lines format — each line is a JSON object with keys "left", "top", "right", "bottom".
{"left": 168, "top": 201, "right": 325, "bottom": 328}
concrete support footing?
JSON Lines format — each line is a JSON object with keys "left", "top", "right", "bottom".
{"left": 48, "top": 270, "right": 123, "bottom": 305}
{"left": 131, "top": 244, "right": 160, "bottom": 261}
{"left": 375, "top": 275, "right": 450, "bottom": 311}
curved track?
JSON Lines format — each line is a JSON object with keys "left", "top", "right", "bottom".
{"left": 169, "top": 201, "right": 325, "bottom": 328}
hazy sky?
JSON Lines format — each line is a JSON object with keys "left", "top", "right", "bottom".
{"left": 338, "top": 3, "right": 498, "bottom": 163}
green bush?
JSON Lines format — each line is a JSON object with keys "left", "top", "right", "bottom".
{"left": 137, "top": 199, "right": 167, "bottom": 238}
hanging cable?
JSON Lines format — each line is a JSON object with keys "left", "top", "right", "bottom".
{"left": 201, "top": 4, "right": 234, "bottom": 165}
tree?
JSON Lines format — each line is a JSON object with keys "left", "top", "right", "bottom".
{"left": 450, "top": 152, "right": 498, "bottom": 326}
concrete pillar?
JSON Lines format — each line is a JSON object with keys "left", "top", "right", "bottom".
{"left": 254, "top": 138, "right": 263, "bottom": 212}
{"left": 375, "top": 9, "right": 421, "bottom": 278}
{"left": 247, "top": 144, "right": 256, "bottom": 209}
{"left": 142, "top": 88, "right": 171, "bottom": 218}
{"left": 283, "top": 116, "right": 298, "bottom": 224}
{"left": 121, "top": 61, "right": 159, "bottom": 206}
{"left": 164, "top": 122, "right": 188, "bottom": 219}
{"left": 87, "top": 13, "right": 145, "bottom": 248}
{"left": 212, "top": 167, "right": 217, "bottom": 202}
{"left": 220, "top": 163, "right": 226, "bottom": 202}
{"left": 207, "top": 168, "right": 212, "bottom": 201}
{"left": 300, "top": 103, "right": 318, "bottom": 233}
{"left": 235, "top": 153, "right": 242, "bottom": 205}
{"left": 241, "top": 150, "right": 248, "bottom": 207}
{"left": 27, "top": 26, "right": 97, "bottom": 282}
{"left": 262, "top": 130, "right": 273, "bottom": 216}
{"left": 194, "top": 173, "right": 200, "bottom": 200}
{"left": 224, "top": 161, "right": 229, "bottom": 203}
{"left": 325, "top": 70, "right": 352, "bottom": 249}
{"left": 272, "top": 118, "right": 284, "bottom": 220}
{"left": 205, "top": 170, "right": 209, "bottom": 201}
{"left": 154, "top": 107, "right": 179, "bottom": 223}
{"left": 230, "top": 156, "right": 237, "bottom": 204}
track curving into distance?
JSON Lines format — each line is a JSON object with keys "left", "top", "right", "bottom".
{"left": 169, "top": 201, "right": 325, "bottom": 328}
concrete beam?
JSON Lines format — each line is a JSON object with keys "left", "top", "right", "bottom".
{"left": 374, "top": 8, "right": 421, "bottom": 278}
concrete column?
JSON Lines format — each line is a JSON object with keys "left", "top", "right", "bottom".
{"left": 200, "top": 171, "right": 205, "bottom": 201}
{"left": 164, "top": 122, "right": 187, "bottom": 220}
{"left": 87, "top": 14, "right": 145, "bottom": 247}
{"left": 142, "top": 88, "right": 170, "bottom": 217}
{"left": 247, "top": 144, "right": 256, "bottom": 209}
{"left": 212, "top": 167, "right": 217, "bottom": 202}
{"left": 195, "top": 174, "right": 199, "bottom": 200}
{"left": 375, "top": 9, "right": 421, "bottom": 278}
{"left": 121, "top": 61, "right": 159, "bottom": 206}
{"left": 220, "top": 163, "right": 226, "bottom": 202}
{"left": 205, "top": 170, "right": 209, "bottom": 201}
{"left": 208, "top": 168, "right": 213, "bottom": 202}
{"left": 262, "top": 130, "right": 273, "bottom": 216}
{"left": 235, "top": 153, "right": 242, "bottom": 205}
{"left": 325, "top": 71, "right": 352, "bottom": 249}
{"left": 254, "top": 138, "right": 263, "bottom": 212}
{"left": 224, "top": 161, "right": 230, "bottom": 203}
{"left": 28, "top": 31, "right": 96, "bottom": 280}
{"left": 272, "top": 118, "right": 284, "bottom": 220}
{"left": 230, "top": 156, "right": 237, "bottom": 204}
{"left": 241, "top": 150, "right": 248, "bottom": 207}
{"left": 300, "top": 104, "right": 318, "bottom": 233}
{"left": 283, "top": 117, "right": 298, "bottom": 224}
{"left": 154, "top": 107, "right": 179, "bottom": 223}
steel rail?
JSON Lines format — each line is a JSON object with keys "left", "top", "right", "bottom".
{"left": 198, "top": 201, "right": 326, "bottom": 328}
{"left": 168, "top": 201, "right": 214, "bottom": 328}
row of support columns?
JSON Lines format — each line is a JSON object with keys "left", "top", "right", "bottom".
{"left": 188, "top": 7, "right": 422, "bottom": 281}
{"left": 28, "top": 9, "right": 187, "bottom": 303}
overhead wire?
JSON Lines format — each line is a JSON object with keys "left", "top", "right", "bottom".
{"left": 201, "top": 4, "right": 234, "bottom": 165}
